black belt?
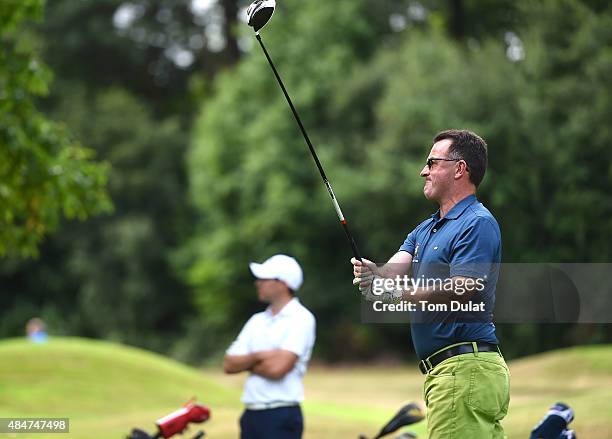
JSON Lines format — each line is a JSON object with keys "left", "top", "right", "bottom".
{"left": 419, "top": 342, "right": 500, "bottom": 374}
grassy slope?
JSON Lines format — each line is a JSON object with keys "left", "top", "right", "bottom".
{"left": 1, "top": 338, "right": 610, "bottom": 438}
{"left": 0, "top": 337, "right": 239, "bottom": 438}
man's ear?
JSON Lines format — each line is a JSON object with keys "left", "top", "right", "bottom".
{"left": 455, "top": 160, "right": 468, "bottom": 180}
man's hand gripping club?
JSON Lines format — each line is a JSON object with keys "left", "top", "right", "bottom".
{"left": 351, "top": 257, "right": 403, "bottom": 302}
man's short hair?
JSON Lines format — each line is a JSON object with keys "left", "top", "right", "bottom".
{"left": 433, "top": 129, "right": 488, "bottom": 187}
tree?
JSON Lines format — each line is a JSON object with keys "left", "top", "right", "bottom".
{"left": 38, "top": 0, "right": 246, "bottom": 120}
{"left": 185, "top": 0, "right": 420, "bottom": 359}
{"left": 0, "top": 0, "right": 111, "bottom": 257}
{"left": 186, "top": 0, "right": 612, "bottom": 360}
{"left": 0, "top": 87, "right": 197, "bottom": 357}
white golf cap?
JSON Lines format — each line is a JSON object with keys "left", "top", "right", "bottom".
{"left": 249, "top": 254, "right": 303, "bottom": 291}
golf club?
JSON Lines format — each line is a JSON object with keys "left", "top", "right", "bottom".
{"left": 358, "top": 402, "right": 425, "bottom": 439}
{"left": 246, "top": 0, "right": 362, "bottom": 261}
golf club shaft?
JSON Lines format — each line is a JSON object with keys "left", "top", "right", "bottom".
{"left": 255, "top": 33, "right": 362, "bottom": 261}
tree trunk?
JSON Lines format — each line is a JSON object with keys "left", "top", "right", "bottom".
{"left": 449, "top": 0, "right": 464, "bottom": 41}
{"left": 220, "top": 0, "right": 240, "bottom": 65}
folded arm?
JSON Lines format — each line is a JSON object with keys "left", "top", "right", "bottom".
{"left": 223, "top": 349, "right": 298, "bottom": 380}
{"left": 223, "top": 352, "right": 259, "bottom": 374}
{"left": 251, "top": 349, "right": 298, "bottom": 380}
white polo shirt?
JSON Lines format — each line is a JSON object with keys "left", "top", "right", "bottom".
{"left": 226, "top": 298, "right": 316, "bottom": 405}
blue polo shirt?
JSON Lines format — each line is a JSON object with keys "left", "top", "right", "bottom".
{"left": 399, "top": 194, "right": 501, "bottom": 359}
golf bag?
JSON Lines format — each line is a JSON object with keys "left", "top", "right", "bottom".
{"left": 127, "top": 400, "right": 210, "bottom": 439}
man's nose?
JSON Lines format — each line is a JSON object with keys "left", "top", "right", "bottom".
{"left": 420, "top": 166, "right": 429, "bottom": 177}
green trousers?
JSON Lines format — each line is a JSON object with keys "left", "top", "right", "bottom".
{"left": 423, "top": 349, "right": 510, "bottom": 438}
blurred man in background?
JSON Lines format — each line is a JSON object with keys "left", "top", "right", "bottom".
{"left": 224, "top": 254, "right": 316, "bottom": 439}
{"left": 25, "top": 317, "right": 48, "bottom": 344}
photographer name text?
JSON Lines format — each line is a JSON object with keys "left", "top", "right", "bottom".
{"left": 372, "top": 300, "right": 485, "bottom": 312}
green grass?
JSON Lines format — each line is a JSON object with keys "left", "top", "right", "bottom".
{"left": 1, "top": 338, "right": 611, "bottom": 438}
{"left": 0, "top": 337, "right": 239, "bottom": 438}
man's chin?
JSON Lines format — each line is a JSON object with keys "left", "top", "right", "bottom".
{"left": 423, "top": 190, "right": 441, "bottom": 203}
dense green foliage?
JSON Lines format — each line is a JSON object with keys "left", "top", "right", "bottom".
{"left": 1, "top": 0, "right": 611, "bottom": 362}
{"left": 187, "top": 0, "right": 612, "bottom": 358}
{"left": 0, "top": 0, "right": 197, "bottom": 359}
{"left": 0, "top": 0, "right": 111, "bottom": 257}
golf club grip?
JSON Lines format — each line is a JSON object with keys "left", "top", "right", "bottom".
{"left": 255, "top": 33, "right": 362, "bottom": 261}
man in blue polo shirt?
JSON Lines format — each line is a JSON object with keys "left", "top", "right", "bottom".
{"left": 352, "top": 129, "right": 509, "bottom": 438}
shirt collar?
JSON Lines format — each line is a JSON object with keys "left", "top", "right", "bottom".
{"left": 430, "top": 194, "right": 478, "bottom": 222}
{"left": 266, "top": 297, "right": 300, "bottom": 318}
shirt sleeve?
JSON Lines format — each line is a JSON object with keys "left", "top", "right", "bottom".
{"left": 279, "top": 313, "right": 316, "bottom": 358}
{"left": 225, "top": 316, "right": 255, "bottom": 356}
{"left": 398, "top": 229, "right": 417, "bottom": 254}
{"left": 449, "top": 217, "right": 500, "bottom": 280}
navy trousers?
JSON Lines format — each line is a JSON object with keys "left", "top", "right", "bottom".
{"left": 240, "top": 406, "right": 303, "bottom": 439}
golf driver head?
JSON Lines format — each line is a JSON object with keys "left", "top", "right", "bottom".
{"left": 246, "top": 0, "right": 276, "bottom": 32}
{"left": 375, "top": 402, "right": 424, "bottom": 439}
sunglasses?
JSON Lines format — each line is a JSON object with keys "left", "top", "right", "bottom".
{"left": 426, "top": 157, "right": 460, "bottom": 169}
